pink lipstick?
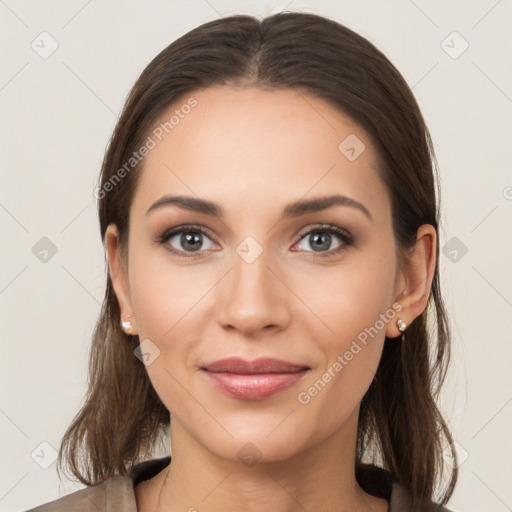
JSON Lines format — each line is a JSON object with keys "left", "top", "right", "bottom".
{"left": 201, "top": 357, "right": 310, "bottom": 400}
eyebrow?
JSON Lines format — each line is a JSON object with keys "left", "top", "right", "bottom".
{"left": 146, "top": 194, "right": 372, "bottom": 221}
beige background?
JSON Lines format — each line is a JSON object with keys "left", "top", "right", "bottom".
{"left": 1, "top": 1, "right": 511, "bottom": 511}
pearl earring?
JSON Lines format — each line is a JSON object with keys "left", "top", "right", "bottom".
{"left": 121, "top": 315, "right": 133, "bottom": 332}
{"left": 397, "top": 319, "right": 407, "bottom": 333}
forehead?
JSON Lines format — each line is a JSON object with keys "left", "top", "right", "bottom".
{"left": 131, "top": 86, "right": 388, "bottom": 221}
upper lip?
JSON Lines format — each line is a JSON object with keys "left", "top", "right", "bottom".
{"left": 201, "top": 357, "right": 309, "bottom": 374}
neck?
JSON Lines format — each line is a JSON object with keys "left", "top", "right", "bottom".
{"left": 148, "top": 409, "right": 387, "bottom": 512}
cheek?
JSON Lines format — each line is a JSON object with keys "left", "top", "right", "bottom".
{"left": 128, "top": 238, "right": 214, "bottom": 340}
{"left": 297, "top": 252, "right": 397, "bottom": 350}
{"left": 125, "top": 245, "right": 209, "bottom": 397}
{"left": 126, "top": 250, "right": 209, "bottom": 417}
{"left": 293, "top": 246, "right": 397, "bottom": 412}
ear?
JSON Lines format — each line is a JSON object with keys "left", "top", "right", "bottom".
{"left": 386, "top": 224, "right": 437, "bottom": 338}
{"left": 105, "top": 224, "right": 138, "bottom": 335}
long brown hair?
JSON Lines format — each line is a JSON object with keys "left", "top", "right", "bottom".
{"left": 57, "top": 11, "right": 458, "bottom": 508}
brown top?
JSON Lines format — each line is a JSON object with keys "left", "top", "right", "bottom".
{"left": 23, "top": 456, "right": 453, "bottom": 511}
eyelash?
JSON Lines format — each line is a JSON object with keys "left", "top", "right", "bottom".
{"left": 156, "top": 223, "right": 354, "bottom": 259}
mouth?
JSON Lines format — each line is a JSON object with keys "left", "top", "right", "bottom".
{"left": 200, "top": 357, "right": 311, "bottom": 400}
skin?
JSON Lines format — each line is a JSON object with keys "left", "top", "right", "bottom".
{"left": 106, "top": 86, "right": 436, "bottom": 512}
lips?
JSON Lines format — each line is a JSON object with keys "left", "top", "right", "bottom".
{"left": 202, "top": 357, "right": 309, "bottom": 374}
{"left": 201, "top": 357, "right": 310, "bottom": 400}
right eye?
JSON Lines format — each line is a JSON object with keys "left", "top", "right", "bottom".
{"left": 157, "top": 225, "right": 217, "bottom": 257}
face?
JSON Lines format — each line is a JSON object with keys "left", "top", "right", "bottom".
{"left": 107, "top": 86, "right": 407, "bottom": 464}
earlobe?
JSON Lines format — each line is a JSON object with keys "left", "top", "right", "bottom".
{"left": 121, "top": 314, "right": 136, "bottom": 335}
{"left": 386, "top": 307, "right": 408, "bottom": 339}
{"left": 396, "top": 318, "right": 407, "bottom": 333}
{"left": 386, "top": 224, "right": 437, "bottom": 339}
{"left": 105, "top": 224, "right": 138, "bottom": 335}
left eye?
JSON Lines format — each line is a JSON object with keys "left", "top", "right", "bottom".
{"left": 293, "top": 225, "right": 352, "bottom": 254}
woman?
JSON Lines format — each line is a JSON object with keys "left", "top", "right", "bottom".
{"left": 26, "top": 11, "right": 458, "bottom": 512}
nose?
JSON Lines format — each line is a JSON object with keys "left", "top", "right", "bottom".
{"left": 216, "top": 248, "right": 291, "bottom": 338}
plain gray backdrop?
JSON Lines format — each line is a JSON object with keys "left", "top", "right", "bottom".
{"left": 1, "top": 1, "right": 511, "bottom": 511}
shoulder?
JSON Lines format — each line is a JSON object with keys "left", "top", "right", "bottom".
{"left": 22, "top": 456, "right": 170, "bottom": 512}
{"left": 22, "top": 475, "right": 137, "bottom": 512}
{"left": 390, "top": 480, "right": 455, "bottom": 512}
{"left": 357, "top": 462, "right": 455, "bottom": 512}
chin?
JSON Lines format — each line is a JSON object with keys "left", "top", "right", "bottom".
{"left": 194, "top": 412, "right": 315, "bottom": 465}
{"left": 213, "top": 435, "right": 306, "bottom": 466}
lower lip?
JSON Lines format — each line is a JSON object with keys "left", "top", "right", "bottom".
{"left": 202, "top": 369, "right": 309, "bottom": 400}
